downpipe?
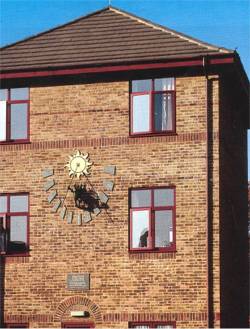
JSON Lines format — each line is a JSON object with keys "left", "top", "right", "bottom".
{"left": 203, "top": 56, "right": 213, "bottom": 328}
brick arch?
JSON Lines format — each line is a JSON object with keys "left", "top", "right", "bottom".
{"left": 54, "top": 296, "right": 102, "bottom": 323}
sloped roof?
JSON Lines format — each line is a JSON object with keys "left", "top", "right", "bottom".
{"left": 0, "top": 6, "right": 233, "bottom": 72}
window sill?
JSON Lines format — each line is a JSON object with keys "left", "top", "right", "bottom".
{"left": 129, "top": 132, "right": 177, "bottom": 138}
{"left": 129, "top": 251, "right": 176, "bottom": 260}
{"left": 129, "top": 245, "right": 176, "bottom": 253}
{"left": 0, "top": 140, "right": 31, "bottom": 145}
{"left": 2, "top": 247, "right": 30, "bottom": 257}
{"left": 4, "top": 252, "right": 29, "bottom": 257}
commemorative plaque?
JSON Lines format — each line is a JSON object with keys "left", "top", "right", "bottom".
{"left": 67, "top": 273, "right": 90, "bottom": 291}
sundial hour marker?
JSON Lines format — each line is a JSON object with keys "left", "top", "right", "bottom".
{"left": 77, "top": 213, "right": 82, "bottom": 226}
{"left": 67, "top": 212, "right": 73, "bottom": 224}
{"left": 93, "top": 208, "right": 101, "bottom": 216}
{"left": 83, "top": 212, "right": 92, "bottom": 223}
{"left": 104, "top": 165, "right": 116, "bottom": 176}
{"left": 52, "top": 199, "right": 61, "bottom": 212}
{"left": 48, "top": 190, "right": 57, "bottom": 203}
{"left": 60, "top": 206, "right": 67, "bottom": 220}
{"left": 98, "top": 191, "right": 109, "bottom": 204}
{"left": 42, "top": 168, "right": 54, "bottom": 178}
{"left": 44, "top": 179, "right": 55, "bottom": 191}
{"left": 103, "top": 179, "right": 114, "bottom": 191}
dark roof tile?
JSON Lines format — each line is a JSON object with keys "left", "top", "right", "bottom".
{"left": 0, "top": 6, "right": 233, "bottom": 72}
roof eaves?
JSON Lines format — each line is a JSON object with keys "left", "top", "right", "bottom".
{"left": 109, "top": 6, "right": 234, "bottom": 54}
{"left": 0, "top": 52, "right": 236, "bottom": 75}
{"left": 0, "top": 6, "right": 112, "bottom": 51}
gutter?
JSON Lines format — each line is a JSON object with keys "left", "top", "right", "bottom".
{"left": 0, "top": 55, "right": 235, "bottom": 80}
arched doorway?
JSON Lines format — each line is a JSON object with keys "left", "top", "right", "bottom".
{"left": 55, "top": 296, "right": 102, "bottom": 327}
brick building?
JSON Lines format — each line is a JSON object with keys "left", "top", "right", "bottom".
{"left": 0, "top": 6, "right": 249, "bottom": 328}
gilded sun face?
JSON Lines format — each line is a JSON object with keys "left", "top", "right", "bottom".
{"left": 65, "top": 150, "right": 93, "bottom": 178}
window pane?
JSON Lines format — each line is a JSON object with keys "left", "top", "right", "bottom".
{"left": 0, "top": 89, "right": 8, "bottom": 101}
{"left": 154, "top": 189, "right": 174, "bottom": 207}
{"left": 10, "top": 103, "right": 28, "bottom": 140}
{"left": 132, "top": 80, "right": 151, "bottom": 92}
{"left": 10, "top": 216, "right": 27, "bottom": 243}
{"left": 0, "top": 196, "right": 7, "bottom": 213}
{"left": 155, "top": 78, "right": 175, "bottom": 91}
{"left": 155, "top": 210, "right": 173, "bottom": 247}
{"left": 0, "top": 101, "right": 7, "bottom": 141}
{"left": 132, "top": 94, "right": 150, "bottom": 133}
{"left": 131, "top": 190, "right": 151, "bottom": 207}
{"left": 132, "top": 210, "right": 150, "bottom": 248}
{"left": 10, "top": 195, "right": 28, "bottom": 212}
{"left": 154, "top": 93, "right": 173, "bottom": 131}
{"left": 10, "top": 88, "right": 29, "bottom": 100}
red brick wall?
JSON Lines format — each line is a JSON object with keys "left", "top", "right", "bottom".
{"left": 0, "top": 72, "right": 246, "bottom": 328}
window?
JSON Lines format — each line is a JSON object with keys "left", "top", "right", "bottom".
{"left": 0, "top": 88, "right": 29, "bottom": 142}
{"left": 129, "top": 187, "right": 175, "bottom": 252}
{"left": 130, "top": 78, "right": 175, "bottom": 135}
{"left": 0, "top": 193, "right": 29, "bottom": 255}
{"left": 129, "top": 322, "right": 175, "bottom": 329}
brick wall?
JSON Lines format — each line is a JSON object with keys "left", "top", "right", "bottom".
{"left": 0, "top": 74, "right": 232, "bottom": 328}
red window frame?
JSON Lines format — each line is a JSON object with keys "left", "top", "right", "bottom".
{"left": 129, "top": 187, "right": 176, "bottom": 253}
{"left": 0, "top": 192, "right": 29, "bottom": 256}
{"left": 0, "top": 88, "right": 30, "bottom": 144}
{"left": 129, "top": 321, "right": 176, "bottom": 328}
{"left": 130, "top": 78, "right": 176, "bottom": 136}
